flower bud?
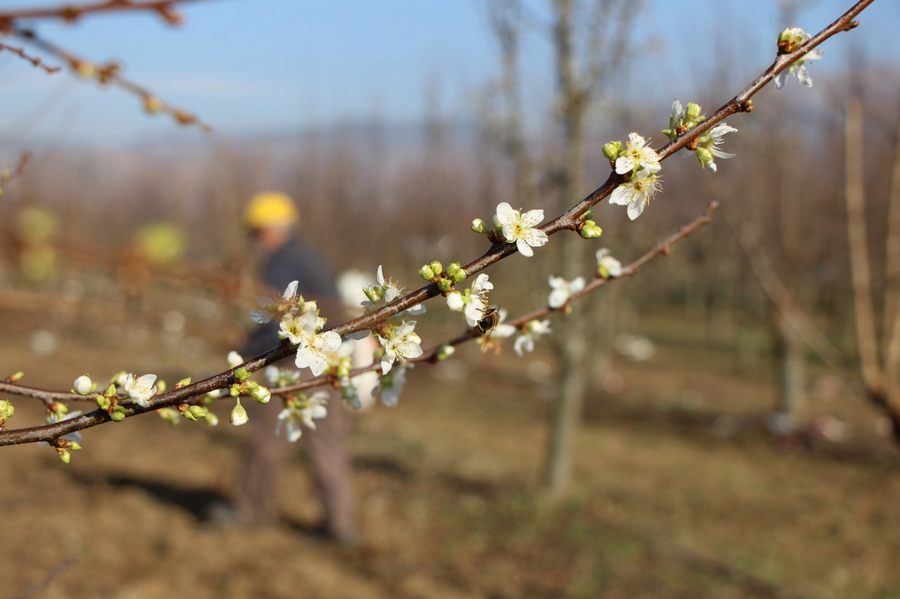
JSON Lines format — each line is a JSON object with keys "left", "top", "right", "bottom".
{"left": 176, "top": 377, "right": 192, "bottom": 389}
{"left": 0, "top": 399, "right": 14, "bottom": 424}
{"left": 230, "top": 399, "right": 249, "bottom": 426}
{"left": 579, "top": 220, "right": 603, "bottom": 239}
{"left": 251, "top": 385, "right": 272, "bottom": 404}
{"left": 158, "top": 407, "right": 181, "bottom": 425}
{"left": 110, "top": 407, "right": 127, "bottom": 422}
{"left": 446, "top": 291, "right": 464, "bottom": 312}
{"left": 143, "top": 95, "right": 164, "bottom": 114}
{"left": 8, "top": 371, "right": 23, "bottom": 382}
{"left": 188, "top": 405, "right": 208, "bottom": 419}
{"left": 234, "top": 367, "right": 250, "bottom": 382}
{"left": 204, "top": 412, "right": 219, "bottom": 427}
{"left": 437, "top": 278, "right": 453, "bottom": 292}
{"left": 227, "top": 351, "right": 244, "bottom": 368}
{"left": 429, "top": 261, "right": 443, "bottom": 276}
{"left": 471, "top": 218, "right": 486, "bottom": 233}
{"left": 695, "top": 146, "right": 713, "bottom": 166}
{"left": 73, "top": 375, "right": 93, "bottom": 395}
{"left": 602, "top": 140, "right": 623, "bottom": 161}
{"left": 686, "top": 102, "right": 702, "bottom": 120}
{"left": 57, "top": 448, "right": 71, "bottom": 464}
{"left": 95, "top": 395, "right": 111, "bottom": 411}
{"left": 418, "top": 264, "right": 435, "bottom": 280}
{"left": 437, "top": 345, "right": 455, "bottom": 361}
{"left": 452, "top": 269, "right": 467, "bottom": 284}
{"left": 446, "top": 262, "right": 461, "bottom": 277}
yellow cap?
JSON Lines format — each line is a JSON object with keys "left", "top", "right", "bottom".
{"left": 243, "top": 191, "right": 299, "bottom": 229}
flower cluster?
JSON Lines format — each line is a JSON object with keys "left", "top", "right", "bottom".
{"left": 514, "top": 319, "right": 552, "bottom": 356}
{"left": 775, "top": 27, "right": 823, "bottom": 88}
{"left": 603, "top": 133, "right": 662, "bottom": 220}
{"left": 446, "top": 273, "right": 494, "bottom": 327}
{"left": 268, "top": 281, "right": 343, "bottom": 377}
{"left": 363, "top": 265, "right": 426, "bottom": 316}
{"left": 664, "top": 100, "right": 737, "bottom": 172}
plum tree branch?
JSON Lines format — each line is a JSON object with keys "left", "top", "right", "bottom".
{"left": 0, "top": 0, "right": 875, "bottom": 447}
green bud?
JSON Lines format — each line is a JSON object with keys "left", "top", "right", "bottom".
{"left": 436, "top": 345, "right": 455, "bottom": 361}
{"left": 69, "top": 441, "right": 82, "bottom": 451}
{"left": 110, "top": 407, "right": 127, "bottom": 422}
{"left": 471, "top": 218, "right": 487, "bottom": 233}
{"left": 418, "top": 264, "right": 435, "bottom": 280}
{"left": 437, "top": 278, "right": 453, "bottom": 292}
{"left": 583, "top": 210, "right": 593, "bottom": 220}
{"left": 234, "top": 367, "right": 250, "bottom": 382}
{"left": 176, "top": 377, "right": 192, "bottom": 389}
{"left": 156, "top": 380, "right": 167, "bottom": 393}
{"left": 158, "top": 407, "right": 181, "bottom": 425}
{"left": 695, "top": 146, "right": 713, "bottom": 166}
{"left": 429, "top": 261, "right": 443, "bottom": 276}
{"left": 579, "top": 220, "right": 603, "bottom": 239}
{"left": 57, "top": 448, "right": 71, "bottom": 464}
{"left": 204, "top": 412, "right": 219, "bottom": 427}
{"left": 105, "top": 384, "right": 117, "bottom": 398}
{"left": 602, "top": 140, "right": 623, "bottom": 161}
{"left": 686, "top": 102, "right": 702, "bottom": 120}
{"left": 8, "top": 371, "right": 23, "bottom": 382}
{"left": 188, "top": 405, "right": 208, "bottom": 419}
{"left": 0, "top": 399, "right": 15, "bottom": 423}
{"left": 446, "top": 262, "right": 461, "bottom": 277}
{"left": 362, "top": 286, "right": 380, "bottom": 302}
{"left": 230, "top": 384, "right": 241, "bottom": 397}
{"left": 251, "top": 385, "right": 271, "bottom": 404}
{"left": 452, "top": 270, "right": 467, "bottom": 284}
{"left": 96, "top": 395, "right": 111, "bottom": 410}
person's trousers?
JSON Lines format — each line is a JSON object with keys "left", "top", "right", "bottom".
{"left": 235, "top": 395, "right": 356, "bottom": 536}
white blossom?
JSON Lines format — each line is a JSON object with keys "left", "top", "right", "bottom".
{"left": 514, "top": 319, "right": 551, "bottom": 356}
{"left": 699, "top": 123, "right": 738, "bottom": 172}
{"left": 596, "top": 248, "right": 623, "bottom": 279}
{"left": 293, "top": 310, "right": 342, "bottom": 376}
{"left": 547, "top": 276, "right": 585, "bottom": 309}
{"left": 373, "top": 366, "right": 406, "bottom": 407}
{"left": 494, "top": 202, "right": 548, "bottom": 257}
{"left": 492, "top": 309, "right": 517, "bottom": 339}
{"left": 73, "top": 375, "right": 93, "bottom": 395}
{"left": 362, "top": 265, "right": 425, "bottom": 316}
{"left": 124, "top": 373, "right": 157, "bottom": 407}
{"left": 277, "top": 391, "right": 329, "bottom": 442}
{"left": 775, "top": 28, "right": 823, "bottom": 89}
{"left": 615, "top": 133, "right": 661, "bottom": 176}
{"left": 377, "top": 320, "right": 423, "bottom": 374}
{"left": 227, "top": 351, "right": 244, "bottom": 368}
{"left": 250, "top": 280, "right": 303, "bottom": 324}
{"left": 609, "top": 170, "right": 661, "bottom": 221}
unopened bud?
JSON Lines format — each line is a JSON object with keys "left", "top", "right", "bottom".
{"left": 471, "top": 218, "right": 487, "bottom": 233}
{"left": 418, "top": 264, "right": 435, "bottom": 280}
{"left": 429, "top": 261, "right": 443, "bottom": 276}
{"left": 230, "top": 399, "right": 249, "bottom": 426}
{"left": 251, "top": 385, "right": 271, "bottom": 404}
{"left": 437, "top": 278, "right": 453, "bottom": 292}
{"left": 73, "top": 375, "right": 93, "bottom": 395}
{"left": 437, "top": 345, "right": 455, "bottom": 361}
{"left": 602, "top": 140, "right": 623, "bottom": 161}
{"left": 234, "top": 367, "right": 250, "bottom": 382}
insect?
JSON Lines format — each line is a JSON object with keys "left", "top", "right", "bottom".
{"left": 477, "top": 305, "right": 501, "bottom": 336}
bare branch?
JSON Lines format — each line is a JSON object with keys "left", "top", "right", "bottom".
{"left": 0, "top": 40, "right": 60, "bottom": 72}
{"left": 0, "top": 0, "right": 207, "bottom": 26}
{"left": 12, "top": 26, "right": 211, "bottom": 131}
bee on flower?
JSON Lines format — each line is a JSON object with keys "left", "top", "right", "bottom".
{"left": 446, "top": 273, "right": 494, "bottom": 326}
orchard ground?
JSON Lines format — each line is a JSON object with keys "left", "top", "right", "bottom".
{"left": 1, "top": 311, "right": 898, "bottom": 599}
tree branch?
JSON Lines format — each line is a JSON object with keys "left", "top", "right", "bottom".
{"left": 0, "top": 0, "right": 875, "bottom": 447}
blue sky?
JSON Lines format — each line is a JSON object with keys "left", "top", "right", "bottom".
{"left": 1, "top": 0, "right": 897, "bottom": 144}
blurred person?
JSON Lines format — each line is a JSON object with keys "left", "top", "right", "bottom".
{"left": 233, "top": 191, "right": 357, "bottom": 544}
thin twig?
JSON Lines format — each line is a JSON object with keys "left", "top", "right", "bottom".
{"left": 0, "top": 0, "right": 874, "bottom": 447}
{"left": 0, "top": 0, "right": 206, "bottom": 26}
{"left": 0, "top": 40, "right": 60, "bottom": 72}
{"left": 12, "top": 26, "right": 211, "bottom": 131}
